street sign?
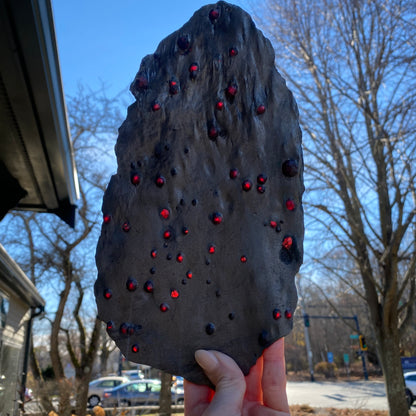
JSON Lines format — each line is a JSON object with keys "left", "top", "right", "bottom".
{"left": 343, "top": 353, "right": 350, "bottom": 364}
{"left": 350, "top": 334, "right": 359, "bottom": 339}
{"left": 327, "top": 352, "right": 334, "bottom": 363}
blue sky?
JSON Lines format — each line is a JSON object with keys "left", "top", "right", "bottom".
{"left": 52, "top": 1, "right": 247, "bottom": 101}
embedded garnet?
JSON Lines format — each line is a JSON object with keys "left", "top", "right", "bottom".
{"left": 131, "top": 172, "right": 140, "bottom": 185}
{"left": 103, "top": 289, "right": 112, "bottom": 299}
{"left": 143, "top": 280, "right": 154, "bottom": 293}
{"left": 171, "top": 289, "right": 179, "bottom": 299}
{"left": 257, "top": 105, "right": 266, "bottom": 115}
{"left": 230, "top": 168, "right": 239, "bottom": 179}
{"left": 106, "top": 321, "right": 114, "bottom": 330}
{"left": 126, "top": 278, "right": 138, "bottom": 292}
{"left": 282, "top": 159, "right": 299, "bottom": 177}
{"left": 282, "top": 236, "right": 293, "bottom": 250}
{"left": 229, "top": 47, "right": 238, "bottom": 57}
{"left": 177, "top": 35, "right": 190, "bottom": 51}
{"left": 257, "top": 185, "right": 265, "bottom": 194}
{"left": 257, "top": 174, "right": 267, "bottom": 184}
{"left": 182, "top": 227, "right": 189, "bottom": 235}
{"left": 120, "top": 323, "right": 129, "bottom": 335}
{"left": 205, "top": 323, "right": 215, "bottom": 335}
{"left": 189, "top": 63, "right": 199, "bottom": 79}
{"left": 208, "top": 125, "right": 219, "bottom": 140}
{"left": 209, "top": 8, "right": 220, "bottom": 22}
{"left": 150, "top": 267, "right": 156, "bottom": 274}
{"left": 216, "top": 100, "right": 224, "bottom": 110}
{"left": 151, "top": 249, "right": 157, "bottom": 258}
{"left": 160, "top": 208, "right": 170, "bottom": 219}
{"left": 176, "top": 253, "right": 184, "bottom": 263}
{"left": 273, "top": 309, "right": 282, "bottom": 320}
{"left": 122, "top": 221, "right": 130, "bottom": 232}
{"left": 169, "top": 79, "right": 180, "bottom": 95}
{"left": 208, "top": 244, "right": 216, "bottom": 254}
{"left": 285, "top": 310, "right": 293, "bottom": 319}
{"left": 103, "top": 214, "right": 111, "bottom": 224}
{"left": 186, "top": 270, "right": 193, "bottom": 279}
{"left": 226, "top": 83, "right": 238, "bottom": 97}
{"left": 242, "top": 180, "right": 252, "bottom": 191}
{"left": 152, "top": 101, "right": 161, "bottom": 111}
{"left": 211, "top": 212, "right": 223, "bottom": 225}
{"left": 270, "top": 220, "right": 277, "bottom": 229}
{"left": 134, "top": 75, "right": 148, "bottom": 91}
{"left": 240, "top": 255, "right": 247, "bottom": 263}
{"left": 229, "top": 312, "right": 236, "bottom": 320}
{"left": 286, "top": 199, "right": 295, "bottom": 211}
{"left": 132, "top": 344, "right": 139, "bottom": 353}
{"left": 163, "top": 229, "right": 172, "bottom": 239}
{"left": 160, "top": 303, "right": 170, "bottom": 312}
{"left": 156, "top": 175, "right": 165, "bottom": 187}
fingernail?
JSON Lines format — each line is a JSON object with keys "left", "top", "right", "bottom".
{"left": 195, "top": 350, "right": 219, "bottom": 371}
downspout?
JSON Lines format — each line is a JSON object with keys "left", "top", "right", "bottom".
{"left": 20, "top": 305, "right": 45, "bottom": 407}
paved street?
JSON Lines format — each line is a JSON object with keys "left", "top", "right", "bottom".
{"left": 287, "top": 380, "right": 388, "bottom": 410}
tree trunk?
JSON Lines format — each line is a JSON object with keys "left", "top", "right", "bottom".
{"left": 74, "top": 373, "right": 91, "bottom": 416}
{"left": 376, "top": 326, "right": 409, "bottom": 416}
{"left": 159, "top": 372, "right": 172, "bottom": 416}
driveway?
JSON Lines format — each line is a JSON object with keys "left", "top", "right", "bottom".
{"left": 287, "top": 380, "right": 388, "bottom": 410}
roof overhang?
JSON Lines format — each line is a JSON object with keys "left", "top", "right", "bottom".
{"left": 0, "top": 0, "right": 79, "bottom": 227}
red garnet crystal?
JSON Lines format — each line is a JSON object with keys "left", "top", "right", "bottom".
{"left": 156, "top": 175, "right": 165, "bottom": 187}
{"left": 120, "top": 323, "right": 129, "bottom": 335}
{"left": 230, "top": 168, "right": 239, "bottom": 179}
{"left": 131, "top": 173, "right": 141, "bottom": 185}
{"left": 186, "top": 270, "right": 193, "bottom": 279}
{"left": 209, "top": 8, "right": 220, "bottom": 22}
{"left": 151, "top": 249, "right": 157, "bottom": 258}
{"left": 208, "top": 244, "right": 216, "bottom": 254}
{"left": 182, "top": 227, "right": 189, "bottom": 235}
{"left": 169, "top": 79, "right": 180, "bottom": 95}
{"left": 160, "top": 303, "right": 170, "bottom": 312}
{"left": 216, "top": 100, "right": 224, "bottom": 110}
{"left": 282, "top": 159, "right": 299, "bottom": 177}
{"left": 257, "top": 174, "right": 267, "bottom": 184}
{"left": 208, "top": 125, "right": 219, "bottom": 140}
{"left": 282, "top": 236, "right": 293, "bottom": 250}
{"left": 103, "top": 289, "right": 112, "bottom": 299}
{"left": 126, "top": 278, "right": 138, "bottom": 292}
{"left": 176, "top": 253, "right": 184, "bottom": 263}
{"left": 152, "top": 101, "right": 161, "bottom": 111}
{"left": 134, "top": 75, "right": 148, "bottom": 90}
{"left": 163, "top": 229, "right": 172, "bottom": 239}
{"left": 103, "top": 214, "right": 111, "bottom": 224}
{"left": 143, "top": 280, "right": 154, "bottom": 293}
{"left": 226, "top": 83, "right": 238, "bottom": 97}
{"left": 170, "top": 289, "right": 179, "bottom": 299}
{"left": 257, "top": 185, "right": 265, "bottom": 194}
{"left": 122, "top": 221, "right": 130, "bottom": 232}
{"left": 257, "top": 105, "right": 266, "bottom": 115}
{"left": 212, "top": 212, "right": 223, "bottom": 225}
{"left": 189, "top": 63, "right": 199, "bottom": 79}
{"left": 270, "top": 220, "right": 277, "bottom": 228}
{"left": 273, "top": 309, "right": 282, "bottom": 320}
{"left": 242, "top": 180, "right": 252, "bottom": 191}
{"left": 285, "top": 310, "right": 293, "bottom": 319}
{"left": 160, "top": 208, "right": 170, "bottom": 219}
{"left": 132, "top": 344, "right": 139, "bottom": 353}
{"left": 106, "top": 321, "right": 114, "bottom": 330}
{"left": 286, "top": 199, "right": 295, "bottom": 211}
{"left": 229, "top": 47, "right": 238, "bottom": 57}
{"left": 240, "top": 255, "right": 247, "bottom": 263}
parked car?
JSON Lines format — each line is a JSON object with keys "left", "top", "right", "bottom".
{"left": 405, "top": 371, "right": 416, "bottom": 408}
{"left": 101, "top": 379, "right": 184, "bottom": 407}
{"left": 122, "top": 369, "right": 144, "bottom": 380}
{"left": 88, "top": 376, "right": 130, "bottom": 407}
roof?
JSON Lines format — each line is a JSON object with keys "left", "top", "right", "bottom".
{"left": 0, "top": 0, "right": 79, "bottom": 227}
{"left": 0, "top": 243, "right": 45, "bottom": 308}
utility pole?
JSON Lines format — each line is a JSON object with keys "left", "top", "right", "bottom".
{"left": 297, "top": 276, "right": 315, "bottom": 382}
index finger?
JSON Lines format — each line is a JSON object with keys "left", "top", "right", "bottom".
{"left": 261, "top": 338, "right": 290, "bottom": 413}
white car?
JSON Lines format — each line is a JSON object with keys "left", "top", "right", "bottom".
{"left": 404, "top": 371, "right": 416, "bottom": 408}
{"left": 88, "top": 376, "right": 130, "bottom": 407}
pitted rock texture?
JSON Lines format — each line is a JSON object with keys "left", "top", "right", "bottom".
{"left": 95, "top": 1, "right": 304, "bottom": 386}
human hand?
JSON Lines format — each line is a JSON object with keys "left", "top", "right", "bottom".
{"left": 184, "top": 338, "right": 290, "bottom": 416}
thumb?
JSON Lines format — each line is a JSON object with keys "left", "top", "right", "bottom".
{"left": 195, "top": 350, "right": 246, "bottom": 416}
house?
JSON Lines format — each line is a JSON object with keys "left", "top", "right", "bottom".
{"left": 0, "top": 0, "right": 78, "bottom": 414}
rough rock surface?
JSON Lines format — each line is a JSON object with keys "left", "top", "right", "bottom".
{"left": 95, "top": 1, "right": 304, "bottom": 386}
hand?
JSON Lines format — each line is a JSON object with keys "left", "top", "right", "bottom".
{"left": 184, "top": 338, "right": 290, "bottom": 416}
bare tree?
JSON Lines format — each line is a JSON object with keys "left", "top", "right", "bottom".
{"left": 252, "top": 0, "right": 416, "bottom": 414}
{"left": 0, "top": 85, "right": 122, "bottom": 416}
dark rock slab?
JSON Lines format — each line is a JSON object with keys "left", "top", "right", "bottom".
{"left": 95, "top": 1, "right": 304, "bottom": 386}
